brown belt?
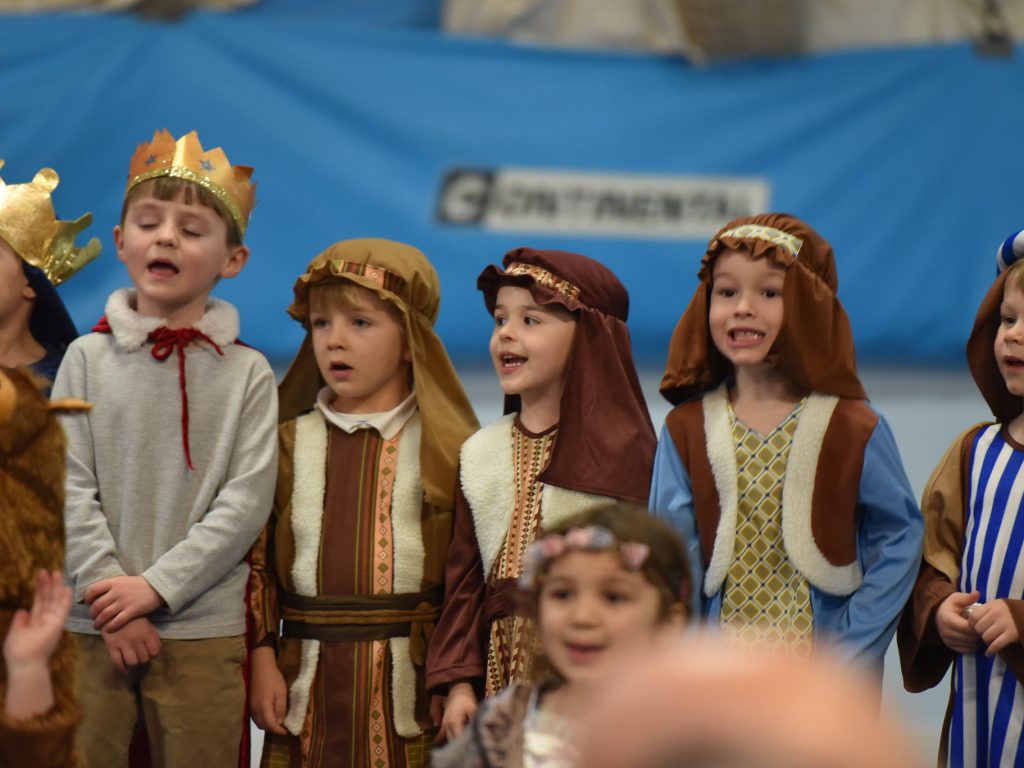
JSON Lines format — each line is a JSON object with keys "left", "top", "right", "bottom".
{"left": 280, "top": 589, "right": 441, "bottom": 664}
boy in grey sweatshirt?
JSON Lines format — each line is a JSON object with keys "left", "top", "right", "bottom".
{"left": 51, "top": 130, "right": 278, "bottom": 768}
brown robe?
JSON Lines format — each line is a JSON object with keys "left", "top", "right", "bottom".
{"left": 250, "top": 415, "right": 452, "bottom": 768}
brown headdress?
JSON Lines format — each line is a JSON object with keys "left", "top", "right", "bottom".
{"left": 478, "top": 247, "right": 656, "bottom": 504}
{"left": 278, "top": 238, "right": 479, "bottom": 509}
{"left": 967, "top": 231, "right": 1024, "bottom": 423}
{"left": 660, "top": 213, "right": 865, "bottom": 405}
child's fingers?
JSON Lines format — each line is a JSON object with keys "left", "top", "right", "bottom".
{"left": 101, "top": 608, "right": 136, "bottom": 633}
{"left": 83, "top": 580, "right": 110, "bottom": 605}
{"left": 7, "top": 608, "right": 29, "bottom": 634}
{"left": 273, "top": 687, "right": 287, "bottom": 720}
{"left": 987, "top": 629, "right": 1015, "bottom": 656}
{"left": 121, "top": 645, "right": 140, "bottom": 668}
{"left": 143, "top": 631, "right": 161, "bottom": 657}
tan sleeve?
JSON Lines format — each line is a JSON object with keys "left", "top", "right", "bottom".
{"left": 920, "top": 425, "right": 987, "bottom": 584}
{"left": 897, "top": 425, "right": 986, "bottom": 692}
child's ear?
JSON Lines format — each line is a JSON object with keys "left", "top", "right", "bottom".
{"left": 113, "top": 225, "right": 126, "bottom": 264}
{"left": 220, "top": 244, "right": 250, "bottom": 279}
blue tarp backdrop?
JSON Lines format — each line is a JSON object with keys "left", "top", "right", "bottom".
{"left": 0, "top": 7, "right": 1021, "bottom": 366}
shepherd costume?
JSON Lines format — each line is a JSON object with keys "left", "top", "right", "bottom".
{"left": 898, "top": 230, "right": 1024, "bottom": 767}
{"left": 0, "top": 367, "right": 89, "bottom": 768}
{"left": 250, "top": 239, "right": 479, "bottom": 767}
{"left": 426, "top": 248, "right": 656, "bottom": 697}
{"left": 650, "top": 213, "right": 922, "bottom": 666}
{"left": 0, "top": 160, "right": 99, "bottom": 383}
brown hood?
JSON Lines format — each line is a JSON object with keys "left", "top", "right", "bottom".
{"left": 278, "top": 238, "right": 479, "bottom": 509}
{"left": 967, "top": 269, "right": 1022, "bottom": 423}
{"left": 478, "top": 247, "right": 656, "bottom": 504}
{"left": 660, "top": 213, "right": 865, "bottom": 405}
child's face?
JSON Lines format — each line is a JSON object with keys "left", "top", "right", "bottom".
{"left": 996, "top": 281, "right": 1024, "bottom": 396}
{"left": 538, "top": 550, "right": 665, "bottom": 686}
{"left": 310, "top": 287, "right": 411, "bottom": 414}
{"left": 0, "top": 240, "right": 33, "bottom": 325}
{"left": 489, "top": 285, "right": 576, "bottom": 406}
{"left": 708, "top": 250, "right": 786, "bottom": 371}
{"left": 114, "top": 189, "right": 249, "bottom": 326}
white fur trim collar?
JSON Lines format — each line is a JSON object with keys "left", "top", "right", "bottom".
{"left": 701, "top": 385, "right": 862, "bottom": 597}
{"left": 284, "top": 409, "right": 426, "bottom": 737}
{"left": 103, "top": 288, "right": 240, "bottom": 351}
{"left": 460, "top": 416, "right": 615, "bottom": 579}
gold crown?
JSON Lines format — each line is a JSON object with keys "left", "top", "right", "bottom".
{"left": 0, "top": 160, "right": 101, "bottom": 286}
{"left": 126, "top": 130, "right": 256, "bottom": 236}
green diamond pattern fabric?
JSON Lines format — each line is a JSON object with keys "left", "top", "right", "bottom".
{"left": 720, "top": 400, "right": 813, "bottom": 655}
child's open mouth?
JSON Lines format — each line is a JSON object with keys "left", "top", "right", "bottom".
{"left": 1005, "top": 355, "right": 1024, "bottom": 371}
{"left": 565, "top": 642, "right": 604, "bottom": 663}
{"left": 729, "top": 329, "right": 764, "bottom": 341}
{"left": 331, "top": 364, "right": 356, "bottom": 380}
{"left": 500, "top": 354, "right": 527, "bottom": 370}
{"left": 147, "top": 259, "right": 179, "bottom": 277}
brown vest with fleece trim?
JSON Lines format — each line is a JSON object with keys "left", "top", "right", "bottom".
{"left": 664, "top": 388, "right": 878, "bottom": 596}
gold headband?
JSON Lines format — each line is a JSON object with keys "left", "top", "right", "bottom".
{"left": 718, "top": 224, "right": 803, "bottom": 258}
{"left": 505, "top": 261, "right": 581, "bottom": 302}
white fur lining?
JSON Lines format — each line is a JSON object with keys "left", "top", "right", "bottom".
{"left": 701, "top": 386, "right": 863, "bottom": 598}
{"left": 702, "top": 384, "right": 740, "bottom": 597}
{"left": 389, "top": 414, "right": 426, "bottom": 738}
{"left": 461, "top": 415, "right": 615, "bottom": 579}
{"left": 781, "top": 393, "right": 862, "bottom": 596}
{"left": 284, "top": 410, "right": 427, "bottom": 738}
{"left": 541, "top": 484, "right": 616, "bottom": 529}
{"left": 461, "top": 415, "right": 517, "bottom": 578}
{"left": 103, "top": 288, "right": 240, "bottom": 350}
{"left": 283, "top": 410, "right": 329, "bottom": 735}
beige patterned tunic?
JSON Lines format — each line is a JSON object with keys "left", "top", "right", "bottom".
{"left": 485, "top": 422, "right": 557, "bottom": 696}
{"left": 720, "top": 400, "right": 814, "bottom": 654}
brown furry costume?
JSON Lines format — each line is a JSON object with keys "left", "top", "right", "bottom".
{"left": 0, "top": 367, "right": 89, "bottom": 768}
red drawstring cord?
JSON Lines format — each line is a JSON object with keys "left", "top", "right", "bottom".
{"left": 147, "top": 327, "right": 223, "bottom": 470}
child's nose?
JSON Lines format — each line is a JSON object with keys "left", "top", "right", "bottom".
{"left": 569, "top": 596, "right": 600, "bottom": 625}
{"left": 734, "top": 292, "right": 754, "bottom": 315}
{"left": 327, "top": 327, "right": 349, "bottom": 349}
{"left": 155, "top": 222, "right": 177, "bottom": 245}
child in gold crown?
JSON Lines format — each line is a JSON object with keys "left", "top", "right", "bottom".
{"left": 51, "top": 130, "right": 278, "bottom": 767}
{"left": 0, "top": 161, "right": 99, "bottom": 383}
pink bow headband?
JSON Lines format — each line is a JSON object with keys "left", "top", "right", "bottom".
{"left": 519, "top": 525, "right": 651, "bottom": 590}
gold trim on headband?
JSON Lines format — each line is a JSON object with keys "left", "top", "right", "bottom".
{"left": 505, "top": 262, "right": 581, "bottom": 302}
{"left": 129, "top": 166, "right": 246, "bottom": 237}
{"left": 718, "top": 224, "right": 803, "bottom": 258}
{"left": 325, "top": 260, "right": 408, "bottom": 297}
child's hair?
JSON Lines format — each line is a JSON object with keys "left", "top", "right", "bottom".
{"left": 120, "top": 176, "right": 243, "bottom": 247}
{"left": 1005, "top": 259, "right": 1024, "bottom": 294}
{"left": 308, "top": 282, "right": 406, "bottom": 335}
{"left": 521, "top": 503, "right": 691, "bottom": 622}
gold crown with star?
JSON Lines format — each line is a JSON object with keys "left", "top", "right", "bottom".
{"left": 0, "top": 160, "right": 101, "bottom": 286}
{"left": 126, "top": 130, "right": 257, "bottom": 236}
